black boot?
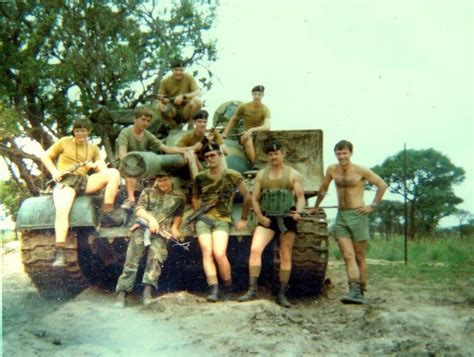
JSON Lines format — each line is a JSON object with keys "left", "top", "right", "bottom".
{"left": 221, "top": 284, "right": 233, "bottom": 301}
{"left": 115, "top": 291, "right": 127, "bottom": 308}
{"left": 101, "top": 208, "right": 125, "bottom": 227}
{"left": 52, "top": 248, "right": 66, "bottom": 268}
{"left": 340, "top": 282, "right": 365, "bottom": 304}
{"left": 206, "top": 285, "right": 219, "bottom": 302}
{"left": 276, "top": 283, "right": 291, "bottom": 308}
{"left": 238, "top": 276, "right": 258, "bottom": 302}
{"left": 143, "top": 285, "right": 153, "bottom": 306}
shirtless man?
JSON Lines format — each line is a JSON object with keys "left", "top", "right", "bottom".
{"left": 311, "top": 140, "right": 387, "bottom": 304}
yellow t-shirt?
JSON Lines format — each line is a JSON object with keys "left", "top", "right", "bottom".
{"left": 159, "top": 73, "right": 198, "bottom": 97}
{"left": 235, "top": 102, "right": 271, "bottom": 131}
{"left": 46, "top": 137, "right": 101, "bottom": 176}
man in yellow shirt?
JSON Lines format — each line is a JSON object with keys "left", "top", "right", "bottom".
{"left": 41, "top": 119, "right": 122, "bottom": 267}
{"left": 157, "top": 61, "right": 203, "bottom": 130}
{"left": 222, "top": 85, "right": 271, "bottom": 165}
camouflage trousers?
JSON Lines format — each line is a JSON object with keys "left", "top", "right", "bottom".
{"left": 115, "top": 229, "right": 168, "bottom": 292}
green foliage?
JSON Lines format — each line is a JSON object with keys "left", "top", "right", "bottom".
{"left": 0, "top": 179, "right": 28, "bottom": 219}
{"left": 372, "top": 149, "right": 465, "bottom": 237}
{"left": 0, "top": 0, "right": 218, "bottom": 195}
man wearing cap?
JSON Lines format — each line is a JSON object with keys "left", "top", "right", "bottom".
{"left": 115, "top": 170, "right": 186, "bottom": 307}
{"left": 238, "top": 140, "right": 305, "bottom": 307}
{"left": 117, "top": 107, "right": 187, "bottom": 210}
{"left": 221, "top": 85, "right": 271, "bottom": 165}
{"left": 40, "top": 119, "right": 122, "bottom": 267}
{"left": 192, "top": 143, "right": 251, "bottom": 302}
{"left": 176, "top": 109, "right": 227, "bottom": 178}
{"left": 157, "top": 60, "right": 203, "bottom": 130}
{"left": 310, "top": 140, "right": 387, "bottom": 304}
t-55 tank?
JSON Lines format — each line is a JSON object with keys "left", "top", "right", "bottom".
{"left": 16, "top": 102, "right": 328, "bottom": 299}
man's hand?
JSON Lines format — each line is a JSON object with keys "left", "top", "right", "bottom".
{"left": 235, "top": 219, "right": 248, "bottom": 231}
{"left": 257, "top": 215, "right": 271, "bottom": 227}
{"left": 174, "top": 94, "right": 185, "bottom": 106}
{"left": 290, "top": 212, "right": 303, "bottom": 222}
{"left": 171, "top": 226, "right": 181, "bottom": 239}
{"left": 148, "top": 217, "right": 160, "bottom": 234}
{"left": 85, "top": 161, "right": 98, "bottom": 171}
{"left": 193, "top": 142, "right": 203, "bottom": 152}
{"left": 241, "top": 130, "right": 252, "bottom": 142}
{"left": 357, "top": 205, "right": 374, "bottom": 214}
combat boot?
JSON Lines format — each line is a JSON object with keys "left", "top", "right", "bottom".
{"left": 115, "top": 291, "right": 127, "bottom": 308}
{"left": 276, "top": 283, "right": 291, "bottom": 308}
{"left": 142, "top": 285, "right": 153, "bottom": 306}
{"left": 238, "top": 276, "right": 258, "bottom": 302}
{"left": 101, "top": 208, "right": 125, "bottom": 227}
{"left": 52, "top": 248, "right": 66, "bottom": 268}
{"left": 221, "top": 284, "right": 233, "bottom": 301}
{"left": 340, "top": 282, "right": 365, "bottom": 304}
{"left": 206, "top": 285, "right": 219, "bottom": 302}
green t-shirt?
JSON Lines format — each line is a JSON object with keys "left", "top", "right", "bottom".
{"left": 235, "top": 102, "right": 271, "bottom": 131}
{"left": 117, "top": 126, "right": 163, "bottom": 152}
{"left": 159, "top": 73, "right": 198, "bottom": 97}
{"left": 193, "top": 169, "right": 243, "bottom": 222}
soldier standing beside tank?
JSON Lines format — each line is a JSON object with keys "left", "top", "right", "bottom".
{"left": 311, "top": 140, "right": 387, "bottom": 304}
{"left": 238, "top": 140, "right": 305, "bottom": 308}
{"left": 40, "top": 119, "right": 122, "bottom": 267}
{"left": 157, "top": 60, "right": 203, "bottom": 130}
{"left": 117, "top": 107, "right": 187, "bottom": 210}
{"left": 176, "top": 109, "right": 228, "bottom": 178}
{"left": 192, "top": 143, "right": 251, "bottom": 302}
{"left": 221, "top": 85, "right": 270, "bottom": 166}
{"left": 115, "top": 170, "right": 185, "bottom": 307}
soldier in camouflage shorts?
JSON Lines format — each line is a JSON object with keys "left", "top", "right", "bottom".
{"left": 115, "top": 171, "right": 185, "bottom": 307}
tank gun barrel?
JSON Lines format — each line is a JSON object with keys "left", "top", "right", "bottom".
{"left": 121, "top": 152, "right": 186, "bottom": 178}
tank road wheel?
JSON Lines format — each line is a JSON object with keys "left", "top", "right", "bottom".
{"left": 272, "top": 212, "right": 329, "bottom": 297}
{"left": 21, "top": 230, "right": 89, "bottom": 299}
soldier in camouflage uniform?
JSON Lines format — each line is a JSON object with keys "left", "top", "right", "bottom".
{"left": 115, "top": 170, "right": 185, "bottom": 307}
{"left": 192, "top": 143, "right": 251, "bottom": 302}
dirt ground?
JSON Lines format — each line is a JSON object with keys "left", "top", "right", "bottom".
{"left": 2, "top": 240, "right": 473, "bottom": 356}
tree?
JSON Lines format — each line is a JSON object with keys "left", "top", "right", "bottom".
{"left": 368, "top": 200, "right": 404, "bottom": 239}
{"left": 372, "top": 149, "right": 464, "bottom": 239}
{"left": 0, "top": 0, "right": 218, "bottom": 201}
{"left": 453, "top": 209, "right": 473, "bottom": 239}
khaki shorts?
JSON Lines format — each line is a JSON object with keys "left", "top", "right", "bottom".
{"left": 196, "top": 220, "right": 230, "bottom": 236}
{"left": 335, "top": 209, "right": 370, "bottom": 242}
{"left": 55, "top": 175, "right": 88, "bottom": 195}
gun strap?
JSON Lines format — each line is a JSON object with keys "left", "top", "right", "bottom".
{"left": 276, "top": 217, "right": 288, "bottom": 234}
{"left": 198, "top": 215, "right": 217, "bottom": 228}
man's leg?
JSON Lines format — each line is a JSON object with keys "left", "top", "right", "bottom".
{"left": 52, "top": 186, "right": 76, "bottom": 267}
{"left": 198, "top": 230, "right": 220, "bottom": 302}
{"left": 115, "top": 234, "right": 145, "bottom": 306}
{"left": 86, "top": 168, "right": 120, "bottom": 205}
{"left": 240, "top": 135, "right": 256, "bottom": 164}
{"left": 183, "top": 150, "right": 200, "bottom": 178}
{"left": 338, "top": 237, "right": 365, "bottom": 304}
{"left": 277, "top": 231, "right": 296, "bottom": 307}
{"left": 211, "top": 230, "right": 231, "bottom": 281}
{"left": 142, "top": 237, "right": 168, "bottom": 305}
{"left": 121, "top": 176, "right": 137, "bottom": 209}
{"left": 354, "top": 241, "right": 368, "bottom": 294}
{"left": 238, "top": 226, "right": 275, "bottom": 301}
{"left": 183, "top": 97, "right": 203, "bottom": 128}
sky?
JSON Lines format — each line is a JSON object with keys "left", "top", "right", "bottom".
{"left": 201, "top": 0, "right": 473, "bottom": 225}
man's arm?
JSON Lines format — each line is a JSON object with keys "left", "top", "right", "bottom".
{"left": 159, "top": 143, "right": 187, "bottom": 155}
{"left": 246, "top": 116, "right": 271, "bottom": 136}
{"left": 251, "top": 170, "right": 271, "bottom": 227}
{"left": 235, "top": 180, "right": 251, "bottom": 231}
{"left": 291, "top": 170, "right": 305, "bottom": 221}
{"left": 40, "top": 152, "right": 61, "bottom": 182}
{"left": 358, "top": 167, "right": 388, "bottom": 214}
{"left": 118, "top": 145, "right": 128, "bottom": 161}
{"left": 311, "top": 167, "right": 334, "bottom": 214}
{"left": 221, "top": 112, "right": 238, "bottom": 138}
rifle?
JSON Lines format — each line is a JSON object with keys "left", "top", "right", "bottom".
{"left": 185, "top": 199, "right": 218, "bottom": 228}
{"left": 135, "top": 217, "right": 190, "bottom": 251}
{"left": 264, "top": 211, "right": 310, "bottom": 234}
{"left": 46, "top": 160, "right": 92, "bottom": 187}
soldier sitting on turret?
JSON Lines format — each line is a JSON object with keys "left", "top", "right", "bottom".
{"left": 117, "top": 107, "right": 187, "bottom": 210}
{"left": 176, "top": 109, "right": 228, "bottom": 178}
{"left": 221, "top": 85, "right": 271, "bottom": 167}
{"left": 40, "top": 119, "right": 123, "bottom": 267}
{"left": 156, "top": 60, "right": 203, "bottom": 130}
{"left": 115, "top": 169, "right": 186, "bottom": 307}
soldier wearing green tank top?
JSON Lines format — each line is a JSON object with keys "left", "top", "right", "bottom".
{"left": 238, "top": 140, "right": 305, "bottom": 308}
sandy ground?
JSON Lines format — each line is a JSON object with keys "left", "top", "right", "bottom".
{"left": 2, "top": 240, "right": 474, "bottom": 356}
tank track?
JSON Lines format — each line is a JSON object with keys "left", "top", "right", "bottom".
{"left": 273, "top": 211, "right": 329, "bottom": 296}
{"left": 21, "top": 230, "right": 89, "bottom": 299}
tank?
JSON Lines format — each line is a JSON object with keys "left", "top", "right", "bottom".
{"left": 16, "top": 103, "right": 328, "bottom": 299}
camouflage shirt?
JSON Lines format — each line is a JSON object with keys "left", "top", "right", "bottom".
{"left": 135, "top": 187, "right": 186, "bottom": 228}
{"left": 193, "top": 169, "right": 243, "bottom": 222}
